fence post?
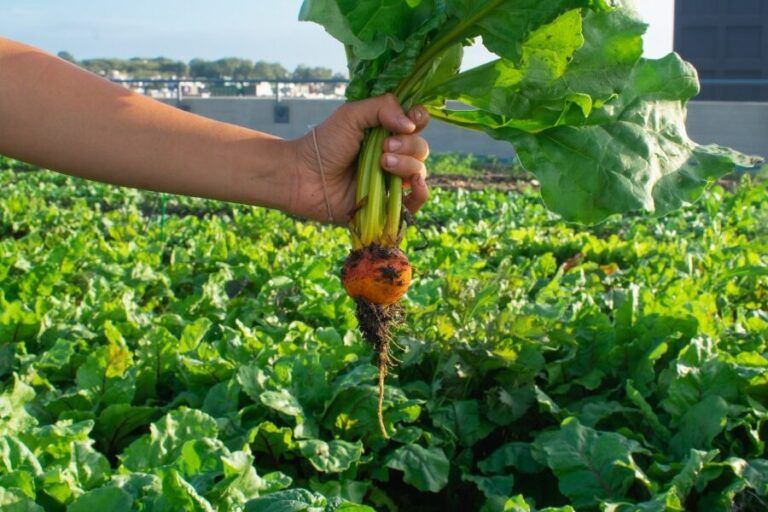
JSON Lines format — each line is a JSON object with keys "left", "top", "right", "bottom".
{"left": 274, "top": 79, "right": 280, "bottom": 104}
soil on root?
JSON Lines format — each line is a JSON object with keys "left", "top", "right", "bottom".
{"left": 355, "top": 298, "right": 404, "bottom": 439}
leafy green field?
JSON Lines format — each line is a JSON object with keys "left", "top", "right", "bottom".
{"left": 1, "top": 165, "right": 767, "bottom": 511}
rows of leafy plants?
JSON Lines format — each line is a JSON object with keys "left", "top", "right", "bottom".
{"left": 1, "top": 167, "right": 766, "bottom": 511}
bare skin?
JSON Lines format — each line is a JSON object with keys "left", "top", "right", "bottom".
{"left": 0, "top": 38, "right": 430, "bottom": 223}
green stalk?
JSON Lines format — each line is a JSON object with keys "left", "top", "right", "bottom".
{"left": 354, "top": 127, "right": 400, "bottom": 248}
{"left": 355, "top": 128, "right": 389, "bottom": 247}
{"left": 384, "top": 174, "right": 403, "bottom": 244}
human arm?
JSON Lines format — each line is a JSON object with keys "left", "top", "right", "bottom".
{"left": 0, "top": 38, "right": 430, "bottom": 223}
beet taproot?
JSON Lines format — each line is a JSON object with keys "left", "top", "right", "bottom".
{"left": 342, "top": 245, "right": 411, "bottom": 306}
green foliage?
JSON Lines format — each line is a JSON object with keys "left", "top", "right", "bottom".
{"left": 0, "top": 168, "right": 767, "bottom": 510}
{"left": 300, "top": 0, "right": 761, "bottom": 224}
{"left": 426, "top": 153, "right": 526, "bottom": 178}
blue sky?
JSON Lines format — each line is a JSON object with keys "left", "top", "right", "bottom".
{"left": 1, "top": 1, "right": 674, "bottom": 73}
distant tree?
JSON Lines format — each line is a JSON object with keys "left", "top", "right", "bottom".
{"left": 57, "top": 51, "right": 76, "bottom": 63}
{"left": 253, "top": 61, "right": 289, "bottom": 80}
{"left": 156, "top": 58, "right": 189, "bottom": 78}
{"left": 292, "top": 65, "right": 334, "bottom": 80}
{"left": 79, "top": 58, "right": 120, "bottom": 76}
{"left": 189, "top": 58, "right": 220, "bottom": 79}
{"left": 232, "top": 59, "right": 256, "bottom": 79}
{"left": 53, "top": 55, "right": 343, "bottom": 81}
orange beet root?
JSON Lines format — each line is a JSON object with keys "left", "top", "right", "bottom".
{"left": 341, "top": 246, "right": 412, "bottom": 306}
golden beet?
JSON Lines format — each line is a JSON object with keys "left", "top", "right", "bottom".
{"left": 342, "top": 246, "right": 412, "bottom": 306}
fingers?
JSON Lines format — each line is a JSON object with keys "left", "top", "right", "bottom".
{"left": 404, "top": 175, "right": 429, "bottom": 214}
{"left": 339, "top": 94, "right": 431, "bottom": 135}
{"left": 384, "top": 135, "right": 430, "bottom": 161}
{"left": 379, "top": 109, "right": 430, "bottom": 214}
{"left": 381, "top": 153, "right": 429, "bottom": 213}
{"left": 381, "top": 153, "right": 426, "bottom": 181}
{"left": 407, "top": 105, "right": 430, "bottom": 134}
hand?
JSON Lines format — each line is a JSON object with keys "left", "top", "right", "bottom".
{"left": 289, "top": 94, "right": 430, "bottom": 224}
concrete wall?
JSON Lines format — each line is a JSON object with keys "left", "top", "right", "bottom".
{"left": 160, "top": 98, "right": 518, "bottom": 158}
{"left": 686, "top": 102, "right": 768, "bottom": 158}
{"left": 160, "top": 98, "right": 768, "bottom": 159}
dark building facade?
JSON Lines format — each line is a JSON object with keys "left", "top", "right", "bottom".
{"left": 674, "top": 0, "right": 768, "bottom": 101}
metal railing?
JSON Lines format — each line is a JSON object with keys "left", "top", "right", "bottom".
{"left": 110, "top": 78, "right": 350, "bottom": 104}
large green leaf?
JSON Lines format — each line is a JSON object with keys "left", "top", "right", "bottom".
{"left": 68, "top": 487, "right": 134, "bottom": 512}
{"left": 244, "top": 489, "right": 374, "bottom": 512}
{"left": 93, "top": 404, "right": 158, "bottom": 455}
{"left": 0, "top": 377, "right": 37, "bottom": 435}
{"left": 430, "top": 399, "right": 494, "bottom": 446}
{"left": 21, "top": 420, "right": 94, "bottom": 464}
{"left": 68, "top": 442, "right": 111, "bottom": 490}
{"left": 498, "top": 55, "right": 761, "bottom": 223}
{"left": 248, "top": 421, "right": 297, "bottom": 460}
{"left": 385, "top": 444, "right": 450, "bottom": 493}
{"left": 478, "top": 442, "right": 543, "bottom": 475}
{"left": 298, "top": 439, "right": 364, "bottom": 473}
{"left": 428, "top": 7, "right": 646, "bottom": 132}
{"left": 119, "top": 408, "right": 219, "bottom": 472}
{"left": 669, "top": 395, "right": 729, "bottom": 458}
{"left": 75, "top": 322, "right": 135, "bottom": 405}
{"left": 0, "top": 488, "right": 44, "bottom": 512}
{"left": 462, "top": 473, "right": 515, "bottom": 499}
{"left": 154, "top": 469, "right": 216, "bottom": 512}
{"left": 299, "top": 0, "right": 437, "bottom": 60}
{"left": 207, "top": 451, "right": 267, "bottom": 509}
{"left": 532, "top": 418, "right": 644, "bottom": 508}
{"left": 445, "top": 0, "right": 604, "bottom": 62}
{"left": 0, "top": 437, "right": 42, "bottom": 475}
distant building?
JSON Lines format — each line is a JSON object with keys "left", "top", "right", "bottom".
{"left": 254, "top": 81, "right": 276, "bottom": 97}
{"left": 674, "top": 0, "right": 768, "bottom": 101}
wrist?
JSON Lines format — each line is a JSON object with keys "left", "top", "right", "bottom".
{"left": 234, "top": 136, "right": 299, "bottom": 214}
{"left": 282, "top": 134, "right": 328, "bottom": 222}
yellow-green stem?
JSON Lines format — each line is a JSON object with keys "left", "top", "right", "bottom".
{"left": 385, "top": 175, "right": 403, "bottom": 244}
{"left": 355, "top": 128, "right": 391, "bottom": 247}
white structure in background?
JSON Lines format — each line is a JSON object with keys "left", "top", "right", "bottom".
{"left": 275, "top": 81, "right": 347, "bottom": 99}
{"left": 255, "top": 81, "right": 275, "bottom": 97}
{"left": 115, "top": 79, "right": 347, "bottom": 99}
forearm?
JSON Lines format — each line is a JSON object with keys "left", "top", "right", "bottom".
{"left": 0, "top": 38, "right": 297, "bottom": 211}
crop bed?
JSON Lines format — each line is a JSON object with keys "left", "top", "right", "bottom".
{"left": 1, "top": 165, "right": 766, "bottom": 511}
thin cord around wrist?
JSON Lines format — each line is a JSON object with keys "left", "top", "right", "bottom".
{"left": 310, "top": 126, "right": 335, "bottom": 224}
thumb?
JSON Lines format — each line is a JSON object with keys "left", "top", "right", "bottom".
{"left": 339, "top": 93, "right": 417, "bottom": 135}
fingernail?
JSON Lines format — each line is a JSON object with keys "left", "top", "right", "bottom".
{"left": 388, "top": 138, "right": 403, "bottom": 151}
{"left": 384, "top": 155, "right": 399, "bottom": 168}
{"left": 398, "top": 115, "right": 416, "bottom": 132}
{"left": 413, "top": 109, "right": 424, "bottom": 122}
